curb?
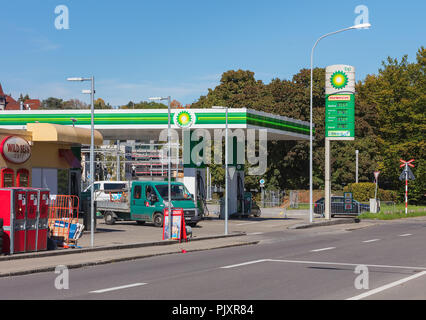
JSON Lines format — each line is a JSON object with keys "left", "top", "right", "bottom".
{"left": 288, "top": 218, "right": 360, "bottom": 229}
{"left": 0, "top": 232, "right": 246, "bottom": 262}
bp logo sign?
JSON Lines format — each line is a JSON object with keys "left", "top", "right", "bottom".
{"left": 326, "top": 65, "right": 355, "bottom": 95}
{"left": 330, "top": 71, "right": 349, "bottom": 90}
{"left": 174, "top": 110, "right": 195, "bottom": 128}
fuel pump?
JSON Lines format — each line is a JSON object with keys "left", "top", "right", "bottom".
{"left": 236, "top": 171, "right": 246, "bottom": 217}
{"left": 196, "top": 169, "right": 209, "bottom": 219}
{"left": 182, "top": 129, "right": 209, "bottom": 219}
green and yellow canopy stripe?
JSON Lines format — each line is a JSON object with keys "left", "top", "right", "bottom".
{"left": 0, "top": 109, "right": 311, "bottom": 136}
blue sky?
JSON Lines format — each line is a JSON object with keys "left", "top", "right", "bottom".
{"left": 1, "top": 0, "right": 424, "bottom": 107}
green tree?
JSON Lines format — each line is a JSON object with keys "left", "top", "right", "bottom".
{"left": 357, "top": 47, "right": 425, "bottom": 203}
{"left": 63, "top": 99, "right": 89, "bottom": 109}
{"left": 41, "top": 97, "right": 65, "bottom": 109}
{"left": 94, "top": 98, "right": 113, "bottom": 109}
{"left": 120, "top": 101, "right": 168, "bottom": 109}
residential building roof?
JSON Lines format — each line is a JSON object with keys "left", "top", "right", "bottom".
{"left": 0, "top": 82, "right": 40, "bottom": 110}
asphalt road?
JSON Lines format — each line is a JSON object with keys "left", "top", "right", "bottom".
{"left": 1, "top": 217, "right": 426, "bottom": 301}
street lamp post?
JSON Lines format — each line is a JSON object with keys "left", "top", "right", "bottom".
{"left": 212, "top": 106, "right": 228, "bottom": 235}
{"left": 149, "top": 96, "right": 172, "bottom": 239}
{"left": 309, "top": 23, "right": 371, "bottom": 223}
{"left": 67, "top": 76, "right": 95, "bottom": 247}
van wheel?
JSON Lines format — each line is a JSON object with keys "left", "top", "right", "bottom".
{"left": 104, "top": 212, "right": 116, "bottom": 225}
{"left": 153, "top": 213, "right": 164, "bottom": 228}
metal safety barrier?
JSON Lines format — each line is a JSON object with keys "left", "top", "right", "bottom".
{"left": 48, "top": 195, "right": 83, "bottom": 248}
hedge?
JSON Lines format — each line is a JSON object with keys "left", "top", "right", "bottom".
{"left": 343, "top": 183, "right": 397, "bottom": 202}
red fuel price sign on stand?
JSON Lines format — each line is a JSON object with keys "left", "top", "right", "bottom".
{"left": 162, "top": 208, "right": 187, "bottom": 242}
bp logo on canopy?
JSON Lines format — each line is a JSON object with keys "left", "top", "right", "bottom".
{"left": 174, "top": 110, "right": 195, "bottom": 128}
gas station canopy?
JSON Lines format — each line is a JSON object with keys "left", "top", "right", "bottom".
{"left": 0, "top": 108, "right": 312, "bottom": 141}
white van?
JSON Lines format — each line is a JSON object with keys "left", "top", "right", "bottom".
{"left": 83, "top": 181, "right": 130, "bottom": 202}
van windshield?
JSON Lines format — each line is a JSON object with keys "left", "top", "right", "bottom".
{"left": 104, "top": 183, "right": 127, "bottom": 191}
{"left": 155, "top": 184, "right": 192, "bottom": 201}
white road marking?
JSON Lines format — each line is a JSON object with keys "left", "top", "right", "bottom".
{"left": 267, "top": 224, "right": 285, "bottom": 228}
{"left": 221, "top": 259, "right": 268, "bottom": 269}
{"left": 90, "top": 282, "right": 147, "bottom": 293}
{"left": 362, "top": 239, "right": 380, "bottom": 243}
{"left": 221, "top": 258, "right": 426, "bottom": 272}
{"left": 266, "top": 259, "right": 426, "bottom": 271}
{"left": 248, "top": 232, "right": 264, "bottom": 235}
{"left": 399, "top": 233, "right": 412, "bottom": 237}
{"left": 235, "top": 221, "right": 260, "bottom": 226}
{"left": 310, "top": 247, "right": 336, "bottom": 252}
{"left": 347, "top": 271, "right": 426, "bottom": 300}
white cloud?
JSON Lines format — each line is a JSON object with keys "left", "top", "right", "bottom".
{"left": 17, "top": 27, "right": 60, "bottom": 52}
{"left": 30, "top": 36, "right": 61, "bottom": 52}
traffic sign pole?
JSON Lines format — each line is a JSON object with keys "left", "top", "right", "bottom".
{"left": 399, "top": 159, "right": 415, "bottom": 215}
{"left": 374, "top": 171, "right": 380, "bottom": 213}
{"left": 405, "top": 165, "right": 408, "bottom": 215}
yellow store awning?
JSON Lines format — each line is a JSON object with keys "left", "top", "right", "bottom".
{"left": 27, "top": 123, "right": 103, "bottom": 145}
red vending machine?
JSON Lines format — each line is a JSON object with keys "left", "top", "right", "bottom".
{"left": 0, "top": 188, "right": 27, "bottom": 254}
{"left": 36, "top": 188, "right": 50, "bottom": 251}
{"left": 25, "top": 188, "right": 39, "bottom": 252}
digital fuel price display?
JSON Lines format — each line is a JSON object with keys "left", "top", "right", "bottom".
{"left": 325, "top": 94, "right": 355, "bottom": 139}
{"left": 325, "top": 65, "right": 355, "bottom": 140}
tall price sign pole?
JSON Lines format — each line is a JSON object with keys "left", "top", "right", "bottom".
{"left": 399, "top": 159, "right": 415, "bottom": 215}
{"left": 324, "top": 65, "right": 356, "bottom": 219}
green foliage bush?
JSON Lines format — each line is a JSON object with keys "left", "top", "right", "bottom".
{"left": 378, "top": 189, "right": 398, "bottom": 202}
{"left": 344, "top": 183, "right": 399, "bottom": 202}
{"left": 344, "top": 183, "right": 375, "bottom": 202}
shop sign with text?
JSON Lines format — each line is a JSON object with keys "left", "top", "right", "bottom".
{"left": 0, "top": 136, "right": 31, "bottom": 164}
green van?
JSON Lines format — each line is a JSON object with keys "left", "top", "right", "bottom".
{"left": 96, "top": 180, "right": 200, "bottom": 227}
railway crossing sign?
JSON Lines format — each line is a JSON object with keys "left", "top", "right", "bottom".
{"left": 399, "top": 159, "right": 415, "bottom": 181}
{"left": 399, "top": 159, "right": 415, "bottom": 168}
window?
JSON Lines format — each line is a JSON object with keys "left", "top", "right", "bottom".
{"left": 146, "top": 185, "right": 153, "bottom": 197}
{"left": 1, "top": 168, "right": 14, "bottom": 187}
{"left": 104, "top": 183, "right": 127, "bottom": 191}
{"left": 332, "top": 197, "right": 344, "bottom": 203}
{"left": 16, "top": 169, "right": 29, "bottom": 187}
{"left": 155, "top": 184, "right": 191, "bottom": 200}
{"left": 133, "top": 185, "right": 142, "bottom": 199}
